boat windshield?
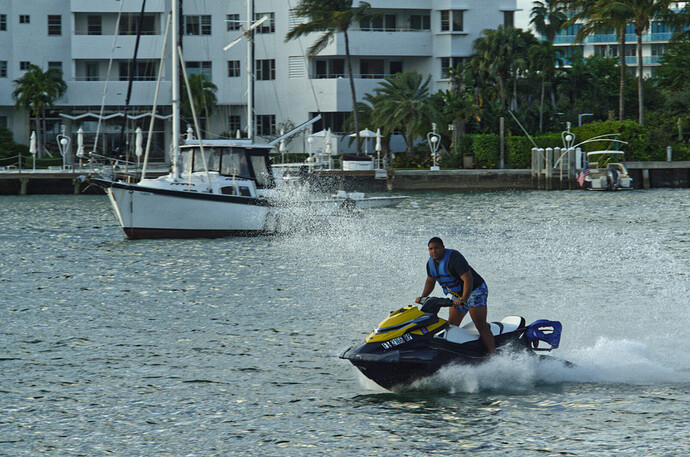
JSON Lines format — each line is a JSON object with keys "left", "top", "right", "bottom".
{"left": 588, "top": 151, "right": 625, "bottom": 168}
{"left": 220, "top": 150, "right": 250, "bottom": 177}
{"left": 181, "top": 147, "right": 222, "bottom": 173}
{"left": 250, "top": 154, "right": 271, "bottom": 187}
{"left": 181, "top": 147, "right": 273, "bottom": 187}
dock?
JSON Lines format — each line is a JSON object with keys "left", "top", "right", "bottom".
{"left": 0, "top": 162, "right": 687, "bottom": 195}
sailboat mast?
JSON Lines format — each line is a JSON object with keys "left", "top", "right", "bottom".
{"left": 171, "top": 0, "right": 181, "bottom": 178}
{"left": 247, "top": 0, "right": 253, "bottom": 141}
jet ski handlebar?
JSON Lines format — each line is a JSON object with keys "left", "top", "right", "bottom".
{"left": 419, "top": 297, "right": 454, "bottom": 315}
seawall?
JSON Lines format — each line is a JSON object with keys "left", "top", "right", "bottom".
{"left": 0, "top": 162, "right": 688, "bottom": 195}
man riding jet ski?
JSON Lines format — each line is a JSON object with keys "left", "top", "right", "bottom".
{"left": 340, "top": 297, "right": 562, "bottom": 390}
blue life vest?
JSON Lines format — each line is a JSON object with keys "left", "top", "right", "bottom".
{"left": 428, "top": 249, "right": 464, "bottom": 297}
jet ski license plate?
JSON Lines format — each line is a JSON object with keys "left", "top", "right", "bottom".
{"left": 382, "top": 333, "right": 413, "bottom": 349}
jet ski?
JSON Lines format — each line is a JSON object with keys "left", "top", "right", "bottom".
{"left": 340, "top": 297, "right": 563, "bottom": 390}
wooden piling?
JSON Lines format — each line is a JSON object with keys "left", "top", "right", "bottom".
{"left": 545, "top": 148, "right": 553, "bottom": 190}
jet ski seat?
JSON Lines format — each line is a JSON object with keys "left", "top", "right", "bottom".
{"left": 443, "top": 316, "right": 526, "bottom": 345}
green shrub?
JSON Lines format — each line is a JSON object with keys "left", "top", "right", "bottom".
{"left": 472, "top": 134, "right": 500, "bottom": 168}
{"left": 0, "top": 127, "right": 16, "bottom": 159}
{"left": 392, "top": 142, "right": 434, "bottom": 169}
{"left": 573, "top": 120, "right": 651, "bottom": 161}
{"left": 505, "top": 136, "right": 534, "bottom": 168}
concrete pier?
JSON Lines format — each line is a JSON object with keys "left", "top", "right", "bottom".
{"left": 0, "top": 162, "right": 688, "bottom": 195}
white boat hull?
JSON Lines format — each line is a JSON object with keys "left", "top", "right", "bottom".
{"left": 103, "top": 181, "right": 271, "bottom": 238}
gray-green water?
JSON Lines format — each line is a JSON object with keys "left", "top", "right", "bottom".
{"left": 1, "top": 190, "right": 688, "bottom": 456}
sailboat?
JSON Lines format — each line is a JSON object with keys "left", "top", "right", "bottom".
{"left": 91, "top": 1, "right": 406, "bottom": 239}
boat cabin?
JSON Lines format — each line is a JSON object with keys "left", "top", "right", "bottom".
{"left": 179, "top": 143, "right": 275, "bottom": 190}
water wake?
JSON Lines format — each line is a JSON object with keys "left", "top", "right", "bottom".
{"left": 372, "top": 337, "right": 690, "bottom": 394}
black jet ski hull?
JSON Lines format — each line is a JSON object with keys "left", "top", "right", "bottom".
{"left": 341, "top": 330, "right": 528, "bottom": 390}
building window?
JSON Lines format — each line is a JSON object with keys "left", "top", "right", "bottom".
{"left": 310, "top": 111, "right": 348, "bottom": 133}
{"left": 651, "top": 21, "right": 669, "bottom": 34}
{"left": 0, "top": 61, "right": 7, "bottom": 78}
{"left": 440, "top": 10, "right": 463, "bottom": 32}
{"left": 651, "top": 44, "right": 666, "bottom": 56}
{"left": 119, "top": 61, "right": 157, "bottom": 81}
{"left": 562, "top": 46, "right": 583, "bottom": 58}
{"left": 504, "top": 11, "right": 514, "bottom": 28}
{"left": 186, "top": 61, "right": 212, "bottom": 80}
{"left": 315, "top": 59, "right": 344, "bottom": 79}
{"left": 226, "top": 14, "right": 240, "bottom": 31}
{"left": 625, "top": 45, "right": 637, "bottom": 57}
{"left": 0, "top": 14, "right": 7, "bottom": 31}
{"left": 410, "top": 15, "right": 430, "bottom": 30}
{"left": 390, "top": 61, "right": 403, "bottom": 75}
{"left": 360, "top": 59, "right": 384, "bottom": 78}
{"left": 255, "top": 59, "right": 275, "bottom": 80}
{"left": 441, "top": 57, "right": 465, "bottom": 77}
{"left": 254, "top": 13, "right": 275, "bottom": 34}
{"left": 119, "top": 14, "right": 156, "bottom": 35}
{"left": 562, "top": 23, "right": 583, "bottom": 36}
{"left": 256, "top": 114, "right": 275, "bottom": 136}
{"left": 48, "top": 15, "right": 61, "bottom": 35}
{"left": 228, "top": 115, "right": 241, "bottom": 133}
{"left": 86, "top": 62, "right": 99, "bottom": 81}
{"left": 0, "top": 116, "right": 7, "bottom": 128}
{"left": 185, "top": 15, "right": 212, "bottom": 35}
{"left": 88, "top": 15, "right": 102, "bottom": 35}
{"left": 361, "top": 14, "right": 396, "bottom": 31}
{"left": 48, "top": 61, "right": 62, "bottom": 73}
{"left": 19, "top": 15, "right": 30, "bottom": 24}
{"left": 228, "top": 60, "right": 240, "bottom": 77}
{"left": 20, "top": 61, "right": 31, "bottom": 71}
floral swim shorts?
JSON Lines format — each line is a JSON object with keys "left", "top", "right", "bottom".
{"left": 452, "top": 282, "right": 488, "bottom": 313}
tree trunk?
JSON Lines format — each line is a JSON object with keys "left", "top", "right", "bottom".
{"left": 36, "top": 110, "right": 43, "bottom": 157}
{"left": 539, "top": 74, "right": 545, "bottom": 132}
{"left": 512, "top": 73, "right": 518, "bottom": 111}
{"left": 405, "top": 121, "right": 414, "bottom": 154}
{"left": 618, "top": 30, "right": 626, "bottom": 121}
{"left": 497, "top": 77, "right": 506, "bottom": 112}
{"left": 343, "top": 30, "right": 361, "bottom": 154}
{"left": 636, "top": 33, "right": 644, "bottom": 125}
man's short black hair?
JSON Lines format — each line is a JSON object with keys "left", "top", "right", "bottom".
{"left": 428, "top": 237, "right": 443, "bottom": 246}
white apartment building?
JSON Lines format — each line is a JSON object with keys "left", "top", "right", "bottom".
{"left": 549, "top": 2, "right": 688, "bottom": 78}
{"left": 0, "top": 0, "right": 517, "bottom": 158}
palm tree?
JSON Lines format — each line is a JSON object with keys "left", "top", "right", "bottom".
{"left": 286, "top": 0, "right": 374, "bottom": 154}
{"left": 530, "top": 0, "right": 569, "bottom": 42}
{"left": 468, "top": 26, "right": 536, "bottom": 113}
{"left": 181, "top": 73, "right": 218, "bottom": 134}
{"left": 654, "top": 39, "right": 690, "bottom": 92}
{"left": 612, "top": 0, "right": 676, "bottom": 125}
{"left": 564, "top": 0, "right": 630, "bottom": 122}
{"left": 567, "top": 0, "right": 678, "bottom": 125}
{"left": 12, "top": 64, "right": 67, "bottom": 154}
{"left": 529, "top": 41, "right": 561, "bottom": 131}
{"left": 442, "top": 64, "right": 478, "bottom": 139}
{"left": 370, "top": 71, "right": 433, "bottom": 155}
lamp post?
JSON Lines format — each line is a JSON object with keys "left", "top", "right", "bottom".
{"left": 427, "top": 123, "right": 441, "bottom": 171}
{"left": 448, "top": 123, "right": 456, "bottom": 157}
{"left": 56, "top": 125, "right": 71, "bottom": 170}
{"left": 578, "top": 113, "right": 593, "bottom": 127}
{"left": 306, "top": 136, "right": 313, "bottom": 164}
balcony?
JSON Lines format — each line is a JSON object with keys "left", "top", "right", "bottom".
{"left": 556, "top": 31, "right": 678, "bottom": 45}
{"left": 625, "top": 56, "right": 661, "bottom": 65}
{"left": 328, "top": 30, "right": 432, "bottom": 57}
{"left": 65, "top": 81, "right": 171, "bottom": 106}
{"left": 72, "top": 35, "right": 166, "bottom": 60}
{"left": 71, "top": 0, "right": 165, "bottom": 13}
{"left": 367, "top": 0, "right": 432, "bottom": 8}
{"left": 305, "top": 78, "right": 384, "bottom": 111}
